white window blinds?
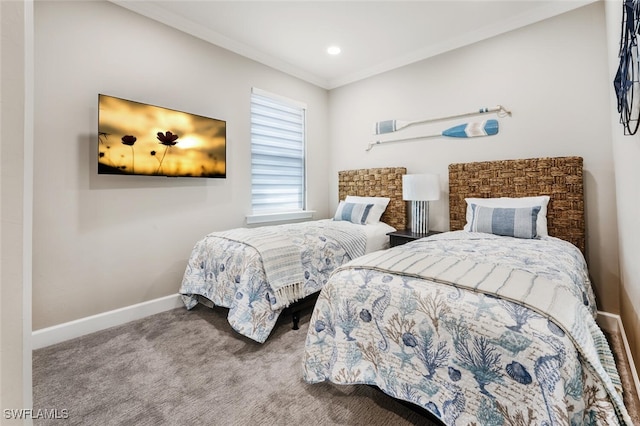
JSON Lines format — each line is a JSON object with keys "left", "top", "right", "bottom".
{"left": 250, "top": 88, "right": 306, "bottom": 214}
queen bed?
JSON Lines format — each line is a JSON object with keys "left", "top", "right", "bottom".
{"left": 179, "top": 167, "right": 407, "bottom": 343}
{"left": 302, "top": 157, "right": 633, "bottom": 425}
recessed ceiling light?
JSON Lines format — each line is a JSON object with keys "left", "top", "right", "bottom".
{"left": 327, "top": 46, "right": 341, "bottom": 55}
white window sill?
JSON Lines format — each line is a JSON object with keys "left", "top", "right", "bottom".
{"left": 245, "top": 210, "right": 316, "bottom": 225}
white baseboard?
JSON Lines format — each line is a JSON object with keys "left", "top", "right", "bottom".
{"left": 32, "top": 294, "right": 183, "bottom": 350}
{"left": 597, "top": 310, "right": 640, "bottom": 398}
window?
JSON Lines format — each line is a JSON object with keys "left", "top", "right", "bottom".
{"left": 248, "top": 88, "right": 309, "bottom": 223}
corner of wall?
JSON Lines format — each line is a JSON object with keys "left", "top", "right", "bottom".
{"left": 621, "top": 285, "right": 640, "bottom": 376}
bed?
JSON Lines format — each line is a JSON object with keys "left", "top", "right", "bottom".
{"left": 302, "top": 157, "right": 633, "bottom": 425}
{"left": 179, "top": 167, "right": 407, "bottom": 343}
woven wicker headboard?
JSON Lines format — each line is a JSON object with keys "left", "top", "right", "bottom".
{"left": 338, "top": 167, "right": 407, "bottom": 230}
{"left": 448, "top": 157, "right": 585, "bottom": 252}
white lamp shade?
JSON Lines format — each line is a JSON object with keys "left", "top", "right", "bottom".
{"left": 402, "top": 174, "right": 440, "bottom": 201}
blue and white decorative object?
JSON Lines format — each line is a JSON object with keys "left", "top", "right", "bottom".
{"left": 373, "top": 106, "right": 510, "bottom": 135}
{"left": 402, "top": 174, "right": 440, "bottom": 234}
{"left": 366, "top": 120, "right": 501, "bottom": 151}
{"left": 442, "top": 119, "right": 499, "bottom": 138}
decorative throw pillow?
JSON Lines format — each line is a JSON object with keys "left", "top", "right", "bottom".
{"left": 469, "top": 204, "right": 541, "bottom": 239}
{"left": 333, "top": 201, "right": 374, "bottom": 225}
{"left": 464, "top": 195, "right": 550, "bottom": 236}
{"left": 344, "top": 196, "right": 390, "bottom": 224}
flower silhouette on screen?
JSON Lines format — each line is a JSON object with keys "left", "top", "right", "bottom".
{"left": 157, "top": 131, "right": 179, "bottom": 146}
{"left": 155, "top": 131, "right": 179, "bottom": 174}
{"left": 121, "top": 135, "right": 137, "bottom": 146}
{"left": 121, "top": 135, "right": 137, "bottom": 172}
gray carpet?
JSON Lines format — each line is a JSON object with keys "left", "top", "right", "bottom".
{"left": 33, "top": 305, "right": 439, "bottom": 425}
{"left": 605, "top": 330, "right": 640, "bottom": 425}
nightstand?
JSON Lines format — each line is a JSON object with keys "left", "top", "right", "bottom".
{"left": 387, "top": 230, "right": 441, "bottom": 247}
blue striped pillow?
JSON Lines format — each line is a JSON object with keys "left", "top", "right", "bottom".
{"left": 333, "top": 201, "right": 374, "bottom": 225}
{"left": 469, "top": 204, "right": 541, "bottom": 239}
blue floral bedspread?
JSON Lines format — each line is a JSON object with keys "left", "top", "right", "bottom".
{"left": 179, "top": 220, "right": 366, "bottom": 343}
{"left": 302, "top": 231, "right": 632, "bottom": 425}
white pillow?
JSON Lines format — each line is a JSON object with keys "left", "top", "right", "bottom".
{"left": 363, "top": 221, "right": 396, "bottom": 253}
{"left": 345, "top": 196, "right": 390, "bottom": 224}
{"left": 463, "top": 196, "right": 550, "bottom": 236}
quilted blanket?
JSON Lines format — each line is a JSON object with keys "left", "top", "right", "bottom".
{"left": 303, "top": 231, "right": 632, "bottom": 425}
{"left": 215, "top": 227, "right": 307, "bottom": 308}
{"left": 215, "top": 221, "right": 367, "bottom": 309}
{"left": 180, "top": 219, "right": 366, "bottom": 343}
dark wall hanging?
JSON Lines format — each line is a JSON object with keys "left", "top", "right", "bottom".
{"left": 614, "top": 0, "right": 640, "bottom": 135}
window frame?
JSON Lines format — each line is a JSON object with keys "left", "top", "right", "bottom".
{"left": 246, "top": 88, "right": 313, "bottom": 224}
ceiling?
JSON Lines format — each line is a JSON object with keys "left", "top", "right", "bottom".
{"left": 112, "top": 1, "right": 595, "bottom": 90}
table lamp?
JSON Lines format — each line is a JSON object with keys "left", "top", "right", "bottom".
{"left": 402, "top": 173, "right": 440, "bottom": 234}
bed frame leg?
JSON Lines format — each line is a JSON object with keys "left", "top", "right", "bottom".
{"left": 292, "top": 311, "right": 300, "bottom": 330}
{"left": 285, "top": 292, "right": 319, "bottom": 331}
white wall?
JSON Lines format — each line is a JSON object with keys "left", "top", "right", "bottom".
{"left": 1, "top": 0, "right": 32, "bottom": 413}
{"left": 605, "top": 0, "right": 640, "bottom": 373}
{"left": 33, "top": 1, "right": 329, "bottom": 330}
{"left": 329, "top": 3, "right": 621, "bottom": 314}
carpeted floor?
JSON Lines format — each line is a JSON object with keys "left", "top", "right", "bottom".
{"left": 33, "top": 304, "right": 640, "bottom": 425}
{"left": 33, "top": 305, "right": 439, "bottom": 425}
{"left": 604, "top": 329, "right": 640, "bottom": 425}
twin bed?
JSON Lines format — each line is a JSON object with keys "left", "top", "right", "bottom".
{"left": 180, "top": 157, "right": 632, "bottom": 424}
{"left": 302, "top": 157, "right": 632, "bottom": 425}
{"left": 179, "top": 167, "right": 407, "bottom": 343}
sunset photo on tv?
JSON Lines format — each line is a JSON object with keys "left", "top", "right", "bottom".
{"left": 98, "top": 94, "right": 226, "bottom": 178}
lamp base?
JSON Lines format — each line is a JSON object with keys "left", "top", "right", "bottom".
{"left": 409, "top": 200, "right": 430, "bottom": 234}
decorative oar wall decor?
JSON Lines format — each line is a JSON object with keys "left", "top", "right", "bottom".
{"left": 367, "top": 105, "right": 511, "bottom": 151}
{"left": 366, "top": 120, "right": 499, "bottom": 151}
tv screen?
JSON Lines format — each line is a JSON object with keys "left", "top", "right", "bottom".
{"left": 98, "top": 94, "right": 226, "bottom": 178}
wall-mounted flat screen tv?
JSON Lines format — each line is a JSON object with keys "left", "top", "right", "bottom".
{"left": 98, "top": 94, "right": 226, "bottom": 178}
